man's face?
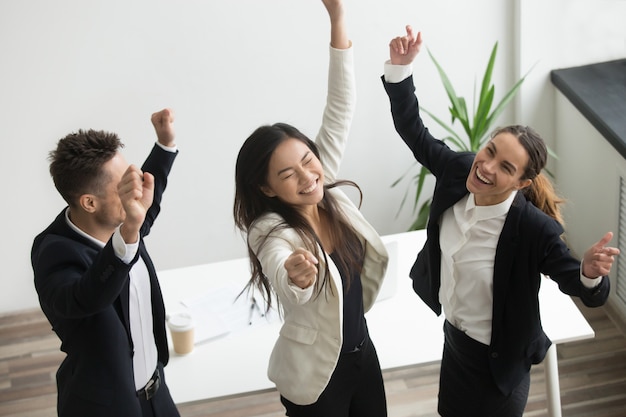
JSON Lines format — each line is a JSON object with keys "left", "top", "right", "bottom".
{"left": 92, "top": 151, "right": 129, "bottom": 230}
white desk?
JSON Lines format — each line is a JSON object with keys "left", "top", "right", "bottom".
{"left": 158, "top": 230, "right": 593, "bottom": 417}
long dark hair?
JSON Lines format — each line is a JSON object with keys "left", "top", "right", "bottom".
{"left": 492, "top": 125, "right": 565, "bottom": 224}
{"left": 234, "top": 123, "right": 364, "bottom": 308}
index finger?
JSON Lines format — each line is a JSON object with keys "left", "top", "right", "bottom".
{"left": 601, "top": 246, "right": 620, "bottom": 256}
{"left": 405, "top": 25, "right": 415, "bottom": 42}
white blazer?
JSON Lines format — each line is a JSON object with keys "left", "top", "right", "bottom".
{"left": 248, "top": 45, "right": 389, "bottom": 405}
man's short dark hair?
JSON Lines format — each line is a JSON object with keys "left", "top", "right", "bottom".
{"left": 48, "top": 129, "right": 124, "bottom": 207}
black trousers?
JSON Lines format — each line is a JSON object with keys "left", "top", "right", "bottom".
{"left": 438, "top": 321, "right": 530, "bottom": 417}
{"left": 139, "top": 363, "right": 180, "bottom": 417}
{"left": 280, "top": 334, "right": 387, "bottom": 417}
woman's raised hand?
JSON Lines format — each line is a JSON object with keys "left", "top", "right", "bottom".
{"left": 389, "top": 25, "right": 423, "bottom": 66}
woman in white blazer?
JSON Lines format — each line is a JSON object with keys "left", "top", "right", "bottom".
{"left": 233, "top": 1, "right": 388, "bottom": 415}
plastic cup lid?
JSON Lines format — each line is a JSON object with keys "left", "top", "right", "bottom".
{"left": 167, "top": 312, "right": 194, "bottom": 331}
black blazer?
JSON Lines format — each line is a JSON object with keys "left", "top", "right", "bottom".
{"left": 32, "top": 145, "right": 177, "bottom": 416}
{"left": 382, "top": 75, "right": 610, "bottom": 395}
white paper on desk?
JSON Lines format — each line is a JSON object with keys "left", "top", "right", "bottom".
{"left": 181, "top": 285, "right": 279, "bottom": 342}
{"left": 187, "top": 310, "right": 229, "bottom": 344}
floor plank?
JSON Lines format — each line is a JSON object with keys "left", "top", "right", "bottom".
{"left": 0, "top": 298, "right": 624, "bottom": 417}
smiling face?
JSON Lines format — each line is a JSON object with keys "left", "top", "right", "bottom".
{"left": 466, "top": 132, "right": 532, "bottom": 206}
{"left": 261, "top": 138, "right": 325, "bottom": 212}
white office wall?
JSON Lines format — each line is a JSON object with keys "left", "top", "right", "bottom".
{"left": 517, "top": 0, "right": 626, "bottom": 319}
{"left": 1, "top": 0, "right": 623, "bottom": 315}
{"left": 515, "top": 0, "right": 626, "bottom": 159}
{"left": 553, "top": 94, "right": 622, "bottom": 259}
{"left": 553, "top": 93, "right": 626, "bottom": 319}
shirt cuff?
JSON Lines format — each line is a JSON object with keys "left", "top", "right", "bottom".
{"left": 384, "top": 60, "right": 413, "bottom": 83}
{"left": 112, "top": 227, "right": 139, "bottom": 264}
{"left": 330, "top": 41, "right": 353, "bottom": 52}
{"left": 580, "top": 261, "right": 603, "bottom": 289}
{"left": 156, "top": 142, "right": 177, "bottom": 153}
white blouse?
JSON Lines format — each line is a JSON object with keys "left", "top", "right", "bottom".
{"left": 439, "top": 192, "right": 515, "bottom": 345}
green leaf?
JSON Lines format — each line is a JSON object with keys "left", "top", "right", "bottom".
{"left": 409, "top": 200, "right": 431, "bottom": 230}
{"left": 427, "top": 49, "right": 467, "bottom": 123}
{"left": 393, "top": 173, "right": 415, "bottom": 218}
{"left": 420, "top": 107, "right": 468, "bottom": 151}
{"left": 478, "top": 43, "right": 498, "bottom": 109}
{"left": 547, "top": 144, "right": 559, "bottom": 160}
{"left": 484, "top": 68, "right": 530, "bottom": 133}
{"left": 390, "top": 162, "right": 417, "bottom": 188}
{"left": 472, "top": 86, "right": 495, "bottom": 148}
{"left": 454, "top": 97, "right": 472, "bottom": 138}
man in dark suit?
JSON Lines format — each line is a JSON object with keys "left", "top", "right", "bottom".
{"left": 32, "top": 109, "right": 181, "bottom": 417}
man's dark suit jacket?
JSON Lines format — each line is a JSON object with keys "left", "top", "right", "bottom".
{"left": 32, "top": 145, "right": 178, "bottom": 416}
{"left": 382, "top": 75, "right": 610, "bottom": 396}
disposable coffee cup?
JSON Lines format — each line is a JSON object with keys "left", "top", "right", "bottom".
{"left": 167, "top": 312, "right": 195, "bottom": 355}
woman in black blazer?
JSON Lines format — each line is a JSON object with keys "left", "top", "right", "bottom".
{"left": 381, "top": 26, "right": 619, "bottom": 417}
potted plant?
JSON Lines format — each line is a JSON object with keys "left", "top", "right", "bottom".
{"left": 392, "top": 42, "right": 539, "bottom": 230}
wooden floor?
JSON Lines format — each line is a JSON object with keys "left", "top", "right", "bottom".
{"left": 1, "top": 299, "right": 625, "bottom": 417}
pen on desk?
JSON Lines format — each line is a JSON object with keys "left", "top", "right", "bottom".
{"left": 248, "top": 301, "right": 255, "bottom": 325}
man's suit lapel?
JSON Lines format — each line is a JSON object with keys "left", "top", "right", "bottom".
{"left": 114, "top": 279, "right": 133, "bottom": 348}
